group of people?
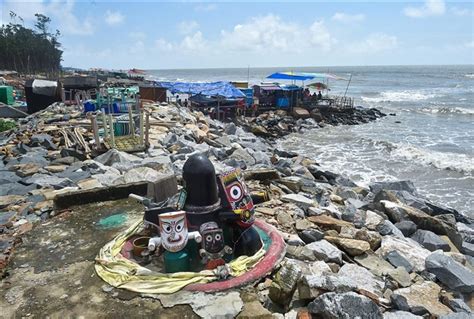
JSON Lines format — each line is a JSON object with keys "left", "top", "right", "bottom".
{"left": 303, "top": 88, "right": 323, "bottom": 101}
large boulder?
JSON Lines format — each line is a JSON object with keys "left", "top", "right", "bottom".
{"left": 298, "top": 228, "right": 324, "bottom": 244}
{"left": 411, "top": 229, "right": 450, "bottom": 252}
{"left": 268, "top": 260, "right": 302, "bottom": 307}
{"left": 394, "top": 220, "right": 417, "bottom": 237}
{"left": 370, "top": 180, "right": 417, "bottom": 196}
{"left": 391, "top": 281, "right": 452, "bottom": 317}
{"left": 281, "top": 193, "right": 316, "bottom": 209}
{"left": 308, "top": 292, "right": 382, "bottom": 319}
{"left": 384, "top": 250, "right": 414, "bottom": 273}
{"left": 305, "top": 240, "right": 343, "bottom": 264}
{"left": 377, "top": 236, "right": 431, "bottom": 272}
{"left": 388, "top": 266, "right": 412, "bottom": 288}
{"left": 24, "top": 173, "right": 75, "bottom": 189}
{"left": 95, "top": 149, "right": 142, "bottom": 167}
{"left": 30, "top": 134, "right": 57, "bottom": 150}
{"left": 307, "top": 215, "right": 352, "bottom": 232}
{"left": 376, "top": 220, "right": 405, "bottom": 238}
{"left": 354, "top": 252, "right": 396, "bottom": 277}
{"left": 298, "top": 274, "right": 356, "bottom": 300}
{"left": 461, "top": 241, "right": 474, "bottom": 257}
{"left": 382, "top": 201, "right": 463, "bottom": 250}
{"left": 425, "top": 252, "right": 474, "bottom": 293}
{"left": 338, "top": 263, "right": 385, "bottom": 297}
{"left": 113, "top": 167, "right": 165, "bottom": 185}
{"left": 365, "top": 210, "right": 385, "bottom": 231}
{"left": 325, "top": 236, "right": 371, "bottom": 256}
{"left": 227, "top": 148, "right": 256, "bottom": 168}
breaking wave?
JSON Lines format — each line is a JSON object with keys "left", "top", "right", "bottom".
{"left": 418, "top": 106, "right": 474, "bottom": 115}
{"left": 372, "top": 140, "right": 474, "bottom": 174}
{"left": 465, "top": 74, "right": 474, "bottom": 78}
{"left": 361, "top": 90, "right": 440, "bottom": 103}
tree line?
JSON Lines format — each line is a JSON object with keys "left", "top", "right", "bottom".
{"left": 0, "top": 12, "right": 63, "bottom": 75}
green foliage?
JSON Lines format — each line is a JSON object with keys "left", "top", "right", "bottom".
{"left": 0, "top": 119, "right": 17, "bottom": 132}
{"left": 0, "top": 12, "right": 63, "bottom": 75}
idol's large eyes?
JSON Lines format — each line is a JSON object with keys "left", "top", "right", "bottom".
{"left": 230, "top": 184, "right": 243, "bottom": 200}
{"left": 215, "top": 234, "right": 222, "bottom": 241}
{"left": 206, "top": 235, "right": 213, "bottom": 242}
{"left": 162, "top": 222, "right": 172, "bottom": 234}
{"left": 175, "top": 219, "right": 185, "bottom": 233}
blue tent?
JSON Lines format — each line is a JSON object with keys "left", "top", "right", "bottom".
{"left": 267, "top": 72, "right": 348, "bottom": 81}
{"left": 267, "top": 72, "right": 315, "bottom": 81}
{"left": 157, "top": 81, "right": 245, "bottom": 98}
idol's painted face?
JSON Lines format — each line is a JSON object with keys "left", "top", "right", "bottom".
{"left": 159, "top": 211, "right": 188, "bottom": 252}
{"left": 201, "top": 223, "right": 225, "bottom": 254}
{"left": 220, "top": 169, "right": 255, "bottom": 227}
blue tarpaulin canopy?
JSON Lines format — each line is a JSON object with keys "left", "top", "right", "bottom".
{"left": 157, "top": 81, "right": 245, "bottom": 98}
{"left": 267, "top": 72, "right": 315, "bottom": 81}
{"left": 267, "top": 72, "right": 348, "bottom": 81}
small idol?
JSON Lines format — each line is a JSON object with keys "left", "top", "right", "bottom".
{"left": 199, "top": 222, "right": 232, "bottom": 270}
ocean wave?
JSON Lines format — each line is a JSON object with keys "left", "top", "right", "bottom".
{"left": 361, "top": 90, "right": 440, "bottom": 103}
{"left": 418, "top": 106, "right": 474, "bottom": 115}
{"left": 465, "top": 74, "right": 474, "bottom": 78}
{"left": 353, "top": 137, "right": 474, "bottom": 174}
{"left": 390, "top": 143, "right": 474, "bottom": 174}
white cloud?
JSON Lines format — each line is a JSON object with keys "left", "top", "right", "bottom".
{"left": 180, "top": 31, "right": 206, "bottom": 52}
{"left": 331, "top": 12, "right": 365, "bottom": 23}
{"left": 155, "top": 31, "right": 207, "bottom": 54}
{"left": 105, "top": 10, "right": 124, "bottom": 26}
{"left": 404, "top": 0, "right": 446, "bottom": 18}
{"left": 351, "top": 33, "right": 398, "bottom": 54}
{"left": 3, "top": 0, "right": 94, "bottom": 35}
{"left": 220, "top": 15, "right": 301, "bottom": 52}
{"left": 155, "top": 38, "right": 174, "bottom": 52}
{"left": 219, "top": 14, "right": 335, "bottom": 53}
{"left": 178, "top": 20, "right": 199, "bottom": 35}
{"left": 194, "top": 4, "right": 217, "bottom": 12}
{"left": 309, "top": 20, "right": 336, "bottom": 51}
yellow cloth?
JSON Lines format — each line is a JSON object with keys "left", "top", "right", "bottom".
{"left": 94, "top": 219, "right": 265, "bottom": 294}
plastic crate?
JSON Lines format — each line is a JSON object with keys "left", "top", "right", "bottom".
{"left": 0, "top": 86, "right": 14, "bottom": 105}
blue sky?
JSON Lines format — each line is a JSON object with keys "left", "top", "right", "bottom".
{"left": 1, "top": 0, "right": 473, "bottom": 69}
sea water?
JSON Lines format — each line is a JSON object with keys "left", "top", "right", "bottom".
{"left": 148, "top": 65, "right": 474, "bottom": 216}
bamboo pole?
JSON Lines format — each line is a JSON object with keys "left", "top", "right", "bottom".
{"left": 145, "top": 111, "right": 150, "bottom": 147}
{"left": 108, "top": 114, "right": 115, "bottom": 148}
{"left": 128, "top": 105, "right": 135, "bottom": 136}
{"left": 101, "top": 110, "right": 108, "bottom": 139}
{"left": 139, "top": 107, "right": 144, "bottom": 146}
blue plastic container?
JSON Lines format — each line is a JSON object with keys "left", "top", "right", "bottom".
{"left": 102, "top": 103, "right": 120, "bottom": 114}
{"left": 276, "top": 97, "right": 290, "bottom": 108}
{"left": 84, "top": 101, "right": 95, "bottom": 113}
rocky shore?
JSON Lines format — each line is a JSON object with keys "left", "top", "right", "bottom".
{"left": 1, "top": 102, "right": 472, "bottom": 318}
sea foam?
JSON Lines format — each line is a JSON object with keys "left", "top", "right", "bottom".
{"left": 361, "top": 90, "right": 439, "bottom": 103}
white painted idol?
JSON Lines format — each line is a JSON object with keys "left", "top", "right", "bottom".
{"left": 158, "top": 211, "right": 189, "bottom": 252}
{"left": 157, "top": 211, "right": 201, "bottom": 253}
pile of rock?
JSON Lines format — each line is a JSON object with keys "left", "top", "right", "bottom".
{"left": 1, "top": 102, "right": 472, "bottom": 318}
{"left": 238, "top": 107, "right": 386, "bottom": 138}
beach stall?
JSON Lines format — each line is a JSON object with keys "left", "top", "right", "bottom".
{"left": 266, "top": 71, "right": 352, "bottom": 109}
{"left": 157, "top": 81, "right": 246, "bottom": 120}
